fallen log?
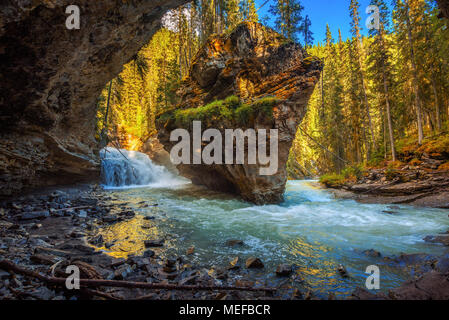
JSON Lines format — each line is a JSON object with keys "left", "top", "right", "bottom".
{"left": 0, "top": 260, "right": 276, "bottom": 293}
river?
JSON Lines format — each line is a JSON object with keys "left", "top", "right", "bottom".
{"left": 98, "top": 147, "right": 449, "bottom": 298}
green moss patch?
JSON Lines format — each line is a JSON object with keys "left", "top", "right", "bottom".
{"left": 157, "top": 96, "right": 279, "bottom": 128}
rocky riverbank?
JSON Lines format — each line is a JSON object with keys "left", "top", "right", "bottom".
{"left": 0, "top": 185, "right": 307, "bottom": 300}
{"left": 322, "top": 160, "right": 449, "bottom": 209}
{"left": 1, "top": 184, "right": 448, "bottom": 300}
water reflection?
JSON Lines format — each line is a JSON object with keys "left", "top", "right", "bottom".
{"left": 90, "top": 180, "right": 448, "bottom": 298}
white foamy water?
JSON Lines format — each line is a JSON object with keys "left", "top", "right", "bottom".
{"left": 100, "top": 147, "right": 188, "bottom": 189}
{"left": 97, "top": 150, "right": 449, "bottom": 298}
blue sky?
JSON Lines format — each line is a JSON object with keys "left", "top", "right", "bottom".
{"left": 255, "top": 0, "right": 380, "bottom": 44}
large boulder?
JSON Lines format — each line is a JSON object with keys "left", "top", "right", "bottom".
{"left": 0, "top": 0, "right": 188, "bottom": 195}
{"left": 156, "top": 22, "right": 322, "bottom": 204}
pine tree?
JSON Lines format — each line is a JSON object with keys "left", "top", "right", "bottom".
{"left": 239, "top": 0, "right": 258, "bottom": 23}
{"left": 396, "top": 0, "right": 425, "bottom": 144}
{"left": 350, "top": 0, "right": 376, "bottom": 157}
{"left": 368, "top": 0, "right": 397, "bottom": 161}
{"left": 269, "top": 0, "right": 304, "bottom": 42}
{"left": 301, "top": 15, "right": 314, "bottom": 47}
{"left": 225, "top": 0, "right": 243, "bottom": 30}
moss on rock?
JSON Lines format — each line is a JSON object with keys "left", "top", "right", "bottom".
{"left": 158, "top": 95, "right": 279, "bottom": 128}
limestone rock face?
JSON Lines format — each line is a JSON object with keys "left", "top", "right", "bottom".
{"left": 157, "top": 22, "right": 322, "bottom": 204}
{"left": 0, "top": 0, "right": 188, "bottom": 195}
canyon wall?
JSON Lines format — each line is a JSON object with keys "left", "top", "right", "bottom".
{"left": 0, "top": 0, "right": 188, "bottom": 196}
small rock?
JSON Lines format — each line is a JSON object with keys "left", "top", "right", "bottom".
{"left": 245, "top": 257, "right": 264, "bottom": 269}
{"left": 276, "top": 264, "right": 292, "bottom": 276}
{"left": 102, "top": 215, "right": 118, "bottom": 223}
{"left": 144, "top": 239, "right": 164, "bottom": 248}
{"left": 143, "top": 249, "right": 155, "bottom": 258}
{"left": 228, "top": 257, "right": 240, "bottom": 270}
{"left": 0, "top": 270, "right": 10, "bottom": 280}
{"left": 337, "top": 264, "right": 349, "bottom": 277}
{"left": 186, "top": 246, "right": 195, "bottom": 255}
{"left": 114, "top": 264, "right": 133, "bottom": 280}
{"left": 89, "top": 235, "right": 104, "bottom": 246}
{"left": 31, "top": 223, "right": 43, "bottom": 229}
{"left": 105, "top": 241, "right": 114, "bottom": 249}
{"left": 19, "top": 210, "right": 49, "bottom": 220}
{"left": 78, "top": 210, "right": 87, "bottom": 218}
{"left": 111, "top": 258, "right": 126, "bottom": 268}
{"left": 362, "top": 249, "right": 382, "bottom": 258}
{"left": 31, "top": 254, "right": 59, "bottom": 265}
{"left": 225, "top": 239, "right": 244, "bottom": 247}
{"left": 423, "top": 235, "right": 449, "bottom": 246}
{"left": 120, "top": 210, "right": 135, "bottom": 218}
{"left": 70, "top": 230, "right": 86, "bottom": 238}
{"left": 292, "top": 288, "right": 303, "bottom": 299}
{"left": 235, "top": 279, "right": 254, "bottom": 287}
{"left": 382, "top": 210, "right": 398, "bottom": 215}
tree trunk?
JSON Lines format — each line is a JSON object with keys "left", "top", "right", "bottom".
{"left": 431, "top": 77, "right": 442, "bottom": 132}
{"left": 383, "top": 68, "right": 396, "bottom": 162}
{"left": 405, "top": 1, "right": 424, "bottom": 144}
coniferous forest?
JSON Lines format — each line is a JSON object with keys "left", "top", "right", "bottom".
{"left": 1, "top": 0, "right": 449, "bottom": 303}
{"left": 96, "top": 0, "right": 449, "bottom": 178}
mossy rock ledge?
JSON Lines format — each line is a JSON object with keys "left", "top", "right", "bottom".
{"left": 157, "top": 22, "right": 322, "bottom": 204}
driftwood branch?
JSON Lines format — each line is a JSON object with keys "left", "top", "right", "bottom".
{"left": 0, "top": 260, "right": 276, "bottom": 293}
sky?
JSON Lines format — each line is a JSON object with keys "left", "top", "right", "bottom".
{"left": 255, "top": 0, "right": 382, "bottom": 45}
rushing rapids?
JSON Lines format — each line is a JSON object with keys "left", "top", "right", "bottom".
{"left": 95, "top": 149, "right": 449, "bottom": 298}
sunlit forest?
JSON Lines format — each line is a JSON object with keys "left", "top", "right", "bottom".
{"left": 97, "top": 0, "right": 449, "bottom": 177}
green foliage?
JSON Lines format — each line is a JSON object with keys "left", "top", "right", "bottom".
{"left": 250, "top": 96, "right": 278, "bottom": 117}
{"left": 319, "top": 173, "right": 346, "bottom": 188}
{"left": 234, "top": 103, "right": 253, "bottom": 123}
{"left": 319, "top": 165, "right": 365, "bottom": 187}
{"left": 224, "top": 95, "right": 241, "bottom": 108}
{"left": 341, "top": 165, "right": 365, "bottom": 180}
{"left": 174, "top": 99, "right": 233, "bottom": 126}
{"left": 162, "top": 96, "right": 279, "bottom": 128}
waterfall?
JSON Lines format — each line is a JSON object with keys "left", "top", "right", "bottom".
{"left": 100, "top": 147, "right": 187, "bottom": 188}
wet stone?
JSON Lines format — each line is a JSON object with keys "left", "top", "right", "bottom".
{"left": 362, "top": 249, "right": 382, "bottom": 258}
{"left": 89, "top": 235, "right": 104, "bottom": 246}
{"left": 144, "top": 239, "right": 164, "bottom": 248}
{"left": 337, "top": 264, "right": 349, "bottom": 277}
{"left": 19, "top": 210, "right": 49, "bottom": 220}
{"left": 143, "top": 249, "right": 155, "bottom": 258}
{"left": 245, "top": 257, "right": 264, "bottom": 269}
{"left": 276, "top": 264, "right": 293, "bottom": 276}
{"left": 225, "top": 239, "right": 244, "bottom": 247}
{"left": 114, "top": 265, "right": 133, "bottom": 280}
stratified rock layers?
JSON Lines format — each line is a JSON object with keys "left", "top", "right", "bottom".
{"left": 157, "top": 22, "right": 322, "bottom": 204}
{"left": 0, "top": 0, "right": 188, "bottom": 195}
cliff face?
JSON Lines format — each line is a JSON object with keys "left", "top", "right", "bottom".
{"left": 0, "top": 0, "right": 188, "bottom": 196}
{"left": 157, "top": 22, "right": 322, "bottom": 204}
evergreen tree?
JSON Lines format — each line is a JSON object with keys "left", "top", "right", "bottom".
{"left": 269, "top": 0, "right": 304, "bottom": 42}
{"left": 301, "top": 14, "right": 314, "bottom": 47}
{"left": 367, "top": 0, "right": 397, "bottom": 161}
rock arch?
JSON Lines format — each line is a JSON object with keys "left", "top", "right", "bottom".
{"left": 0, "top": 0, "right": 188, "bottom": 195}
